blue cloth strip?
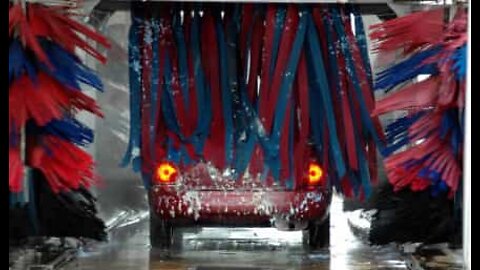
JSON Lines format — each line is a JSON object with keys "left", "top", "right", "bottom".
{"left": 351, "top": 6, "right": 373, "bottom": 86}
{"left": 269, "top": 6, "right": 286, "bottom": 84}
{"left": 305, "top": 13, "right": 347, "bottom": 178}
{"left": 9, "top": 40, "right": 37, "bottom": 84}
{"left": 190, "top": 11, "right": 212, "bottom": 155}
{"left": 451, "top": 44, "right": 466, "bottom": 79}
{"left": 261, "top": 8, "right": 308, "bottom": 182}
{"left": 40, "top": 40, "right": 104, "bottom": 92}
{"left": 40, "top": 117, "right": 94, "bottom": 146}
{"left": 375, "top": 46, "right": 441, "bottom": 91}
{"left": 121, "top": 13, "right": 142, "bottom": 172}
{"left": 173, "top": 12, "right": 190, "bottom": 107}
{"left": 150, "top": 18, "right": 160, "bottom": 167}
{"left": 215, "top": 13, "right": 235, "bottom": 167}
{"left": 330, "top": 9, "right": 385, "bottom": 154}
{"left": 162, "top": 54, "right": 182, "bottom": 136}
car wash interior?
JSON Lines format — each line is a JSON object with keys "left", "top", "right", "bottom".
{"left": 9, "top": 0, "right": 470, "bottom": 269}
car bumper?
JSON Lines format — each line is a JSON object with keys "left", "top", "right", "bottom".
{"left": 149, "top": 185, "right": 331, "bottom": 228}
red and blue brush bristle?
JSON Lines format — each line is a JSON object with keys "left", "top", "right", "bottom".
{"left": 8, "top": 2, "right": 110, "bottom": 195}
{"left": 370, "top": 8, "right": 467, "bottom": 197}
{"left": 125, "top": 3, "right": 382, "bottom": 200}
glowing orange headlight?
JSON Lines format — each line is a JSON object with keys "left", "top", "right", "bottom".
{"left": 307, "top": 163, "right": 324, "bottom": 185}
{"left": 155, "top": 162, "right": 178, "bottom": 184}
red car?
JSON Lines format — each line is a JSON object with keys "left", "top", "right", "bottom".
{"left": 148, "top": 148, "right": 332, "bottom": 250}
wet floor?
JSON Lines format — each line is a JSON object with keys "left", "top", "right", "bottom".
{"left": 67, "top": 196, "right": 409, "bottom": 270}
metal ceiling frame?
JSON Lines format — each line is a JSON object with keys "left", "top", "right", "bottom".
{"left": 86, "top": 0, "right": 403, "bottom": 28}
{"left": 86, "top": 0, "right": 466, "bottom": 28}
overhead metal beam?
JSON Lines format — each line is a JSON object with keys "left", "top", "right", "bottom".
{"left": 87, "top": 0, "right": 404, "bottom": 27}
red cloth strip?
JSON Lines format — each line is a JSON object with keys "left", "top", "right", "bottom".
{"left": 154, "top": 43, "right": 167, "bottom": 163}
{"left": 263, "top": 5, "right": 299, "bottom": 134}
{"left": 373, "top": 77, "right": 440, "bottom": 117}
{"left": 247, "top": 13, "right": 265, "bottom": 178}
{"left": 331, "top": 17, "right": 359, "bottom": 171}
{"left": 240, "top": 4, "right": 255, "bottom": 72}
{"left": 9, "top": 147, "right": 24, "bottom": 192}
{"left": 312, "top": 7, "right": 331, "bottom": 79}
{"left": 257, "top": 5, "right": 277, "bottom": 129}
{"left": 162, "top": 14, "right": 190, "bottom": 154}
{"left": 293, "top": 52, "right": 309, "bottom": 188}
{"left": 202, "top": 11, "right": 226, "bottom": 169}
{"left": 246, "top": 12, "right": 264, "bottom": 103}
{"left": 185, "top": 15, "right": 199, "bottom": 140}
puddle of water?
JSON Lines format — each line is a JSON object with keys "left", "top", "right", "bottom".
{"left": 69, "top": 196, "right": 410, "bottom": 270}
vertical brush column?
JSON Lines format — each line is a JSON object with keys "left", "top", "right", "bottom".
{"left": 19, "top": 0, "right": 35, "bottom": 233}
{"left": 463, "top": 3, "right": 471, "bottom": 268}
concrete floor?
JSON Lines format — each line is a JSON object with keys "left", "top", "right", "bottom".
{"left": 66, "top": 197, "right": 409, "bottom": 270}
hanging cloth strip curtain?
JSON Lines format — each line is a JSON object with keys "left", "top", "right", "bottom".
{"left": 124, "top": 3, "right": 384, "bottom": 199}
{"left": 8, "top": 2, "right": 110, "bottom": 194}
{"left": 370, "top": 8, "right": 467, "bottom": 197}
